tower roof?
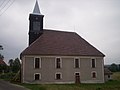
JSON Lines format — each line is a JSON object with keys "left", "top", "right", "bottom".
{"left": 33, "top": 0, "right": 41, "bottom": 15}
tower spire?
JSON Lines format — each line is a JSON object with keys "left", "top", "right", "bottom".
{"left": 29, "top": 0, "right": 44, "bottom": 45}
{"left": 33, "top": 0, "right": 41, "bottom": 14}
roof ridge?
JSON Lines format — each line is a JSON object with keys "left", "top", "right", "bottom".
{"left": 43, "top": 29, "right": 76, "bottom": 33}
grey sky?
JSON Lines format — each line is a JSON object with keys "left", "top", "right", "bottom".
{"left": 0, "top": 0, "right": 120, "bottom": 64}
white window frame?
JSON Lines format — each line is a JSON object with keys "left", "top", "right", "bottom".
{"left": 55, "top": 72, "right": 62, "bottom": 80}
{"left": 34, "top": 57, "right": 41, "bottom": 69}
{"left": 55, "top": 57, "right": 62, "bottom": 69}
{"left": 91, "top": 58, "right": 96, "bottom": 68}
{"left": 74, "top": 57, "right": 80, "bottom": 68}
{"left": 91, "top": 71, "right": 97, "bottom": 78}
{"left": 34, "top": 73, "right": 41, "bottom": 80}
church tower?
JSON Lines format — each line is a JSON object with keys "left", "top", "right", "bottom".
{"left": 29, "top": 0, "right": 44, "bottom": 45}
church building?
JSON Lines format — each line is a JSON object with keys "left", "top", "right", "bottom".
{"left": 20, "top": 0, "right": 105, "bottom": 84}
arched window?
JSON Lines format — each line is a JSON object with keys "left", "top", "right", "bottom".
{"left": 92, "top": 72, "right": 97, "bottom": 78}
{"left": 34, "top": 73, "right": 41, "bottom": 80}
{"left": 55, "top": 72, "right": 62, "bottom": 80}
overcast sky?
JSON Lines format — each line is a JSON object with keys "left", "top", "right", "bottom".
{"left": 0, "top": 0, "right": 120, "bottom": 64}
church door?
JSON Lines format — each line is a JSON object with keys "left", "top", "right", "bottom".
{"left": 75, "top": 72, "right": 80, "bottom": 84}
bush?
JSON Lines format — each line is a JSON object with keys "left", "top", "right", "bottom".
{"left": 0, "top": 73, "right": 16, "bottom": 81}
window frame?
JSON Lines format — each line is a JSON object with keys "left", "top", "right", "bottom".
{"left": 91, "top": 71, "right": 97, "bottom": 78}
{"left": 108, "top": 75, "right": 111, "bottom": 79}
{"left": 74, "top": 72, "right": 80, "bottom": 76}
{"left": 55, "top": 57, "right": 62, "bottom": 69}
{"left": 55, "top": 72, "right": 62, "bottom": 80}
{"left": 34, "top": 73, "right": 41, "bottom": 80}
{"left": 34, "top": 57, "right": 41, "bottom": 69}
{"left": 74, "top": 58, "right": 80, "bottom": 68}
{"left": 91, "top": 58, "right": 96, "bottom": 68}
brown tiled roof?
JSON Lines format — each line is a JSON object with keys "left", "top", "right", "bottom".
{"left": 21, "top": 29, "right": 105, "bottom": 57}
{"left": 104, "top": 68, "right": 113, "bottom": 75}
{"left": 0, "top": 59, "right": 6, "bottom": 65}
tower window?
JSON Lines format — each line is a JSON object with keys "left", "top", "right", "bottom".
{"left": 33, "top": 21, "right": 40, "bottom": 31}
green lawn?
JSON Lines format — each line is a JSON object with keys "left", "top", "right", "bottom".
{"left": 20, "top": 80, "right": 120, "bottom": 90}
{"left": 20, "top": 72, "right": 120, "bottom": 90}
{"left": 112, "top": 72, "right": 120, "bottom": 80}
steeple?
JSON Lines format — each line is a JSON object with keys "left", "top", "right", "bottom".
{"left": 29, "top": 0, "right": 44, "bottom": 45}
{"left": 33, "top": 0, "right": 41, "bottom": 14}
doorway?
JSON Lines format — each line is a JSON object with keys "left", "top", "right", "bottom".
{"left": 75, "top": 72, "right": 80, "bottom": 83}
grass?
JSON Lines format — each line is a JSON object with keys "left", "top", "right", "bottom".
{"left": 112, "top": 72, "right": 120, "bottom": 80}
{"left": 20, "top": 81, "right": 120, "bottom": 90}
{"left": 20, "top": 72, "right": 120, "bottom": 90}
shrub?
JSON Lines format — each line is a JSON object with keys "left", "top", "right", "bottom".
{"left": 0, "top": 73, "right": 16, "bottom": 81}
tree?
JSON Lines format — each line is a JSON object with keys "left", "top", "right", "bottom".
{"left": 8, "top": 59, "right": 14, "bottom": 72}
{"left": 8, "top": 59, "right": 14, "bottom": 67}
{"left": 0, "top": 45, "right": 3, "bottom": 50}
{"left": 12, "top": 58, "right": 20, "bottom": 73}
{"left": 0, "top": 45, "right": 7, "bottom": 73}
{"left": 0, "top": 54, "right": 4, "bottom": 60}
{"left": 119, "top": 64, "right": 120, "bottom": 71}
{"left": 0, "top": 45, "right": 4, "bottom": 60}
{"left": 8, "top": 58, "right": 21, "bottom": 73}
{"left": 109, "top": 63, "right": 118, "bottom": 72}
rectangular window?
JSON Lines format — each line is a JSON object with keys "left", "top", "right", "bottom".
{"left": 91, "top": 59, "right": 96, "bottom": 68}
{"left": 55, "top": 73, "right": 62, "bottom": 80}
{"left": 34, "top": 58, "right": 41, "bottom": 69}
{"left": 34, "top": 73, "right": 41, "bottom": 80}
{"left": 55, "top": 57, "right": 62, "bottom": 69}
{"left": 74, "top": 58, "right": 80, "bottom": 68}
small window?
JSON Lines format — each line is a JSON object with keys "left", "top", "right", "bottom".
{"left": 34, "top": 58, "right": 41, "bottom": 69}
{"left": 55, "top": 73, "right": 62, "bottom": 80}
{"left": 92, "top": 72, "right": 97, "bottom": 78}
{"left": 74, "top": 58, "right": 80, "bottom": 68}
{"left": 34, "top": 73, "right": 41, "bottom": 80}
{"left": 108, "top": 75, "right": 110, "bottom": 78}
{"left": 55, "top": 57, "right": 62, "bottom": 69}
{"left": 91, "top": 59, "right": 96, "bottom": 68}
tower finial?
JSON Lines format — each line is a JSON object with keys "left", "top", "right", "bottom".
{"left": 33, "top": 0, "right": 41, "bottom": 14}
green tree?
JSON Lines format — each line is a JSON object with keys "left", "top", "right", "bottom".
{"left": 8, "top": 58, "right": 20, "bottom": 73}
{"left": 8, "top": 59, "right": 14, "bottom": 72}
{"left": 0, "top": 54, "right": 4, "bottom": 60}
{"left": 12, "top": 58, "right": 20, "bottom": 73}
{"left": 0, "top": 45, "right": 4, "bottom": 60}
{"left": 8, "top": 59, "right": 14, "bottom": 67}
{"left": 109, "top": 63, "right": 118, "bottom": 72}
{"left": 119, "top": 64, "right": 120, "bottom": 71}
{"left": 0, "top": 45, "right": 7, "bottom": 73}
{"left": 0, "top": 45, "right": 3, "bottom": 50}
